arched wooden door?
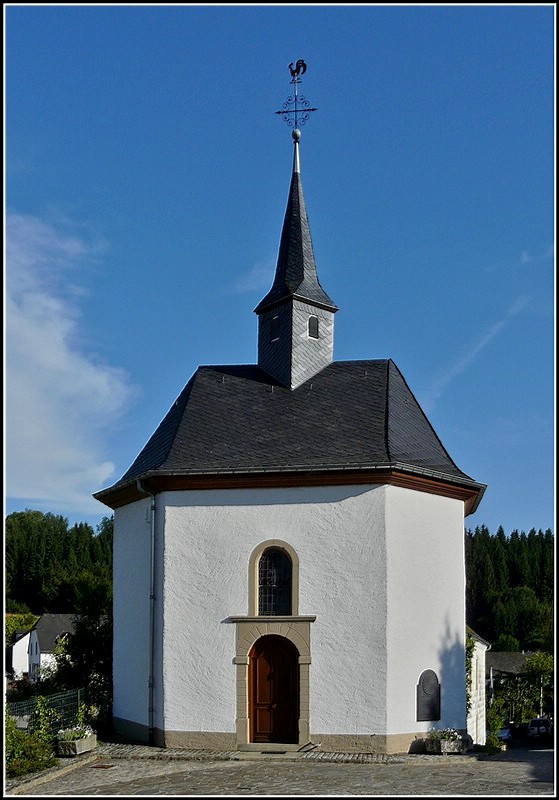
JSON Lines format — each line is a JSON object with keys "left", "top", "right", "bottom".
{"left": 249, "top": 635, "right": 299, "bottom": 743}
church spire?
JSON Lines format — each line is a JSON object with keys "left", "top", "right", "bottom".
{"left": 255, "top": 62, "right": 338, "bottom": 390}
{"left": 254, "top": 128, "right": 337, "bottom": 315}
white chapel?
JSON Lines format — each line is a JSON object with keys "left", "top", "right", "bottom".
{"left": 94, "top": 70, "right": 486, "bottom": 754}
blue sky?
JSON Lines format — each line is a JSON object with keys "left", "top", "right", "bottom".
{"left": 5, "top": 4, "right": 555, "bottom": 536}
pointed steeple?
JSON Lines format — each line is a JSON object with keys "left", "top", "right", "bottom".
{"left": 255, "top": 129, "right": 338, "bottom": 389}
{"left": 255, "top": 130, "right": 337, "bottom": 315}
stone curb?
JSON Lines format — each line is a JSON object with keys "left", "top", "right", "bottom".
{"left": 6, "top": 751, "right": 100, "bottom": 795}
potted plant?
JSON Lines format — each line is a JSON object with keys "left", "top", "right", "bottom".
{"left": 425, "top": 727, "right": 463, "bottom": 754}
{"left": 56, "top": 705, "right": 97, "bottom": 757}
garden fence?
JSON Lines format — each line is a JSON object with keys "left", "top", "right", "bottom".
{"left": 7, "top": 687, "right": 86, "bottom": 737}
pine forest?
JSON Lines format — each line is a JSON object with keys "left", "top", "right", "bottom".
{"left": 4, "top": 510, "right": 554, "bottom": 655}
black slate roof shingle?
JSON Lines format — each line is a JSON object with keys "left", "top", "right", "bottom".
{"left": 32, "top": 614, "right": 76, "bottom": 653}
{"left": 485, "top": 651, "right": 535, "bottom": 678}
{"left": 254, "top": 169, "right": 337, "bottom": 313}
{"left": 99, "top": 359, "right": 482, "bottom": 496}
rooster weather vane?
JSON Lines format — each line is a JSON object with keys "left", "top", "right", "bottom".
{"left": 275, "top": 59, "right": 317, "bottom": 130}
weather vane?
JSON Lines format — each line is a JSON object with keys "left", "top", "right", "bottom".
{"left": 274, "top": 59, "right": 318, "bottom": 129}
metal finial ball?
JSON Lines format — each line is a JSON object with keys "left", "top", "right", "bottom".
{"left": 292, "top": 128, "right": 301, "bottom": 142}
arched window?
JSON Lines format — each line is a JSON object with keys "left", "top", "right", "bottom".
{"left": 258, "top": 547, "right": 292, "bottom": 615}
{"left": 308, "top": 315, "right": 319, "bottom": 339}
{"left": 271, "top": 315, "right": 280, "bottom": 342}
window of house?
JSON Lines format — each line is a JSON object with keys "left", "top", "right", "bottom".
{"left": 308, "top": 315, "right": 319, "bottom": 338}
{"left": 271, "top": 316, "right": 280, "bottom": 342}
{"left": 258, "top": 547, "right": 292, "bottom": 615}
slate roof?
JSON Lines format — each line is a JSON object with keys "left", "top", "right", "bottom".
{"left": 96, "top": 359, "right": 483, "bottom": 501}
{"left": 32, "top": 614, "right": 76, "bottom": 653}
{"left": 254, "top": 164, "right": 337, "bottom": 314}
{"left": 466, "top": 625, "right": 491, "bottom": 648}
{"left": 486, "top": 651, "right": 535, "bottom": 678}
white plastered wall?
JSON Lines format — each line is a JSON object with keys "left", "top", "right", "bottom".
{"left": 467, "top": 637, "right": 488, "bottom": 745}
{"left": 159, "top": 484, "right": 387, "bottom": 737}
{"left": 11, "top": 632, "right": 31, "bottom": 677}
{"left": 113, "top": 481, "right": 468, "bottom": 741}
{"left": 112, "top": 497, "right": 154, "bottom": 729}
{"left": 385, "top": 485, "right": 467, "bottom": 735}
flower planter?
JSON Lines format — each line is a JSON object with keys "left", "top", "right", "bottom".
{"left": 440, "top": 739, "right": 463, "bottom": 754}
{"left": 425, "top": 738, "right": 463, "bottom": 754}
{"left": 57, "top": 733, "right": 97, "bottom": 757}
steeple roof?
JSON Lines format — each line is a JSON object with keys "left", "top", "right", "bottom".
{"left": 254, "top": 133, "right": 337, "bottom": 314}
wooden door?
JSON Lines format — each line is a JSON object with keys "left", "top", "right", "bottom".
{"left": 249, "top": 635, "right": 299, "bottom": 743}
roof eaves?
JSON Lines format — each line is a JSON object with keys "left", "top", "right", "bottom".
{"left": 97, "top": 460, "right": 486, "bottom": 492}
{"left": 254, "top": 292, "right": 338, "bottom": 315}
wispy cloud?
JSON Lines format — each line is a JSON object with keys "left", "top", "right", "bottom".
{"left": 5, "top": 212, "right": 137, "bottom": 515}
{"left": 520, "top": 243, "right": 554, "bottom": 265}
{"left": 231, "top": 259, "right": 274, "bottom": 294}
{"left": 420, "top": 296, "right": 530, "bottom": 413}
{"left": 483, "top": 243, "right": 554, "bottom": 273}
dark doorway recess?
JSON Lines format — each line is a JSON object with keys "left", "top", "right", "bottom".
{"left": 249, "top": 635, "right": 299, "bottom": 743}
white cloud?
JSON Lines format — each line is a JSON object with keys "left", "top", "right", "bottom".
{"left": 5, "top": 212, "right": 137, "bottom": 515}
{"left": 520, "top": 244, "right": 554, "bottom": 265}
{"left": 421, "top": 296, "right": 529, "bottom": 413}
{"left": 231, "top": 259, "right": 274, "bottom": 293}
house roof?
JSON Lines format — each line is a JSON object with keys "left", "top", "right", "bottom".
{"left": 466, "top": 625, "right": 491, "bottom": 648}
{"left": 94, "top": 359, "right": 485, "bottom": 510}
{"left": 32, "top": 614, "right": 76, "bottom": 653}
{"left": 486, "top": 651, "right": 535, "bottom": 678}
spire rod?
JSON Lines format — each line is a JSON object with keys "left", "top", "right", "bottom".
{"left": 274, "top": 59, "right": 318, "bottom": 136}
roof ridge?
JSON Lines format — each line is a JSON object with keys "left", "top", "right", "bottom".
{"left": 387, "top": 360, "right": 473, "bottom": 480}
{"left": 384, "top": 360, "right": 392, "bottom": 462}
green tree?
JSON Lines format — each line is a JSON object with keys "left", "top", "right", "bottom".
{"left": 5, "top": 510, "right": 113, "bottom": 615}
{"left": 492, "top": 633, "right": 520, "bottom": 652}
{"left": 48, "top": 571, "right": 113, "bottom": 734}
{"left": 5, "top": 612, "right": 39, "bottom": 647}
{"left": 465, "top": 525, "right": 554, "bottom": 653}
{"left": 524, "top": 652, "right": 554, "bottom": 717}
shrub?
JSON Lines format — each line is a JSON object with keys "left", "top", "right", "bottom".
{"left": 28, "top": 696, "right": 62, "bottom": 746}
{"left": 5, "top": 710, "right": 57, "bottom": 779}
{"left": 484, "top": 732, "right": 502, "bottom": 755}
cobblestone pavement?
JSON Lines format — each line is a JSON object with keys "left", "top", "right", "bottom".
{"left": 6, "top": 743, "right": 554, "bottom": 796}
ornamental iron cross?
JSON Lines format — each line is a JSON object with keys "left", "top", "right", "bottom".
{"left": 274, "top": 59, "right": 318, "bottom": 129}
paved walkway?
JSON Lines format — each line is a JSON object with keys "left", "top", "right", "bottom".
{"left": 6, "top": 742, "right": 555, "bottom": 796}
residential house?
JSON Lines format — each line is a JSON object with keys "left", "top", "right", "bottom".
{"left": 28, "top": 614, "right": 75, "bottom": 681}
{"left": 8, "top": 629, "right": 32, "bottom": 679}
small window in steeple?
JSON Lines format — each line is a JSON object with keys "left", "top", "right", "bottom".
{"left": 308, "top": 315, "right": 319, "bottom": 339}
{"left": 271, "top": 316, "right": 280, "bottom": 342}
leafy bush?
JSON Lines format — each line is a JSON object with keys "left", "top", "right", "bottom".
{"left": 28, "top": 695, "right": 62, "bottom": 746}
{"left": 5, "top": 612, "right": 39, "bottom": 646}
{"left": 484, "top": 732, "right": 502, "bottom": 754}
{"left": 5, "top": 710, "right": 57, "bottom": 779}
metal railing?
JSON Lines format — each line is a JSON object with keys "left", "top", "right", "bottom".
{"left": 7, "top": 687, "right": 86, "bottom": 736}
